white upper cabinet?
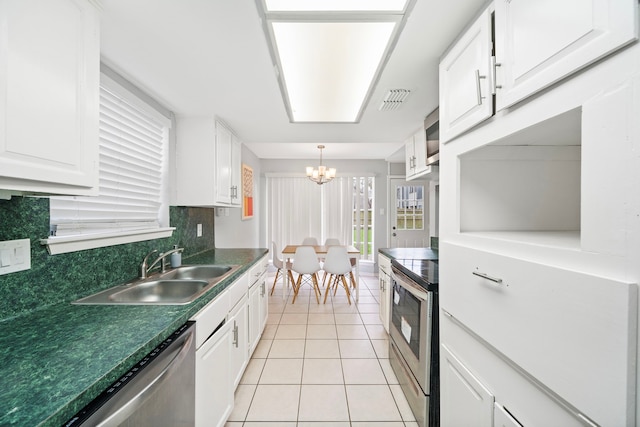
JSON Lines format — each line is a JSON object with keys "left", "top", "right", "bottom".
{"left": 175, "top": 117, "right": 242, "bottom": 207}
{"left": 440, "top": 0, "right": 638, "bottom": 144}
{"left": 0, "top": 0, "right": 100, "bottom": 196}
{"left": 214, "top": 122, "right": 233, "bottom": 205}
{"left": 405, "top": 128, "right": 434, "bottom": 180}
{"left": 494, "top": 0, "right": 638, "bottom": 111}
{"left": 439, "top": 7, "right": 493, "bottom": 143}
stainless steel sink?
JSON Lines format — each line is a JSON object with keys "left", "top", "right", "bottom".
{"left": 73, "top": 264, "right": 240, "bottom": 305}
{"left": 109, "top": 279, "right": 209, "bottom": 304}
{"left": 163, "top": 265, "right": 233, "bottom": 281}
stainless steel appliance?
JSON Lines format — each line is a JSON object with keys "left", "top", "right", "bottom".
{"left": 64, "top": 322, "right": 196, "bottom": 427}
{"left": 424, "top": 107, "right": 439, "bottom": 166}
{"left": 389, "top": 260, "right": 439, "bottom": 427}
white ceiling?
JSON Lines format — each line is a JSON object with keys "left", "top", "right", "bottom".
{"left": 100, "top": 0, "right": 486, "bottom": 161}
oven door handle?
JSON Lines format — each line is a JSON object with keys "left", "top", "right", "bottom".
{"left": 392, "top": 271, "right": 430, "bottom": 301}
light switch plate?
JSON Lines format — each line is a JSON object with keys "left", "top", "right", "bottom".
{"left": 0, "top": 238, "right": 31, "bottom": 275}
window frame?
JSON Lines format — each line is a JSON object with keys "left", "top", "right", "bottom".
{"left": 41, "top": 72, "right": 174, "bottom": 255}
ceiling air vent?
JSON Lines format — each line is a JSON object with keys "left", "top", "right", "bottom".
{"left": 379, "top": 89, "right": 411, "bottom": 111}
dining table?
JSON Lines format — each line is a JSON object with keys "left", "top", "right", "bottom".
{"left": 281, "top": 244, "right": 361, "bottom": 303}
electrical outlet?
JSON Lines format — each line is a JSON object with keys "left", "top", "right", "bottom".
{"left": 197, "top": 223, "right": 203, "bottom": 237}
{"left": 0, "top": 239, "right": 31, "bottom": 275}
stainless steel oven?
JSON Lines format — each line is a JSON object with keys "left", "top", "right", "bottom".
{"left": 389, "top": 261, "right": 439, "bottom": 427}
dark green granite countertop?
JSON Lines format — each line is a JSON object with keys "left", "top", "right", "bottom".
{"left": 0, "top": 248, "right": 267, "bottom": 427}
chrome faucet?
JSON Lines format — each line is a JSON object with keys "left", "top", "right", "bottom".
{"left": 139, "top": 249, "right": 158, "bottom": 279}
{"left": 139, "top": 247, "right": 184, "bottom": 279}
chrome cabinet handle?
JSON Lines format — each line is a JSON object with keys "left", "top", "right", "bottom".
{"left": 472, "top": 270, "right": 503, "bottom": 284}
{"left": 233, "top": 322, "right": 239, "bottom": 347}
{"left": 261, "top": 281, "right": 265, "bottom": 297}
{"left": 491, "top": 56, "right": 502, "bottom": 92}
{"left": 475, "top": 69, "right": 486, "bottom": 105}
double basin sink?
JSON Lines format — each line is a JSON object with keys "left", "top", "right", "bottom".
{"left": 73, "top": 264, "right": 241, "bottom": 305}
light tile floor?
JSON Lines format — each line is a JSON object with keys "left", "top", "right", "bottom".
{"left": 226, "top": 271, "right": 418, "bottom": 427}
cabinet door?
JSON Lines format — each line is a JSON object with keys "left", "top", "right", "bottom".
{"left": 215, "top": 121, "right": 233, "bottom": 204}
{"left": 229, "top": 298, "right": 249, "bottom": 388}
{"left": 248, "top": 272, "right": 269, "bottom": 354}
{"left": 195, "top": 320, "right": 232, "bottom": 427}
{"left": 441, "top": 344, "right": 494, "bottom": 427}
{"left": 248, "top": 281, "right": 261, "bottom": 353}
{"left": 230, "top": 136, "right": 242, "bottom": 206}
{"left": 378, "top": 254, "right": 392, "bottom": 333}
{"left": 0, "top": 0, "right": 99, "bottom": 195}
{"left": 258, "top": 274, "right": 268, "bottom": 335}
{"left": 404, "top": 135, "right": 415, "bottom": 178}
{"left": 412, "top": 129, "right": 428, "bottom": 175}
{"left": 439, "top": 7, "right": 493, "bottom": 143}
{"left": 494, "top": 0, "right": 638, "bottom": 110}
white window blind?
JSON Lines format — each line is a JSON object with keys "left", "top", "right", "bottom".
{"left": 49, "top": 80, "right": 170, "bottom": 238}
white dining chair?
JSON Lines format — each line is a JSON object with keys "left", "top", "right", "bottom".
{"left": 321, "top": 238, "right": 341, "bottom": 285}
{"left": 270, "top": 241, "right": 294, "bottom": 296}
{"left": 322, "top": 246, "right": 352, "bottom": 304}
{"left": 301, "top": 237, "right": 318, "bottom": 246}
{"left": 291, "top": 246, "right": 322, "bottom": 304}
{"left": 324, "top": 238, "right": 341, "bottom": 246}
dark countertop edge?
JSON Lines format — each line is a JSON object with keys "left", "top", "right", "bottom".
{"left": 378, "top": 247, "right": 439, "bottom": 290}
{"left": 3, "top": 247, "right": 267, "bottom": 427}
{"left": 378, "top": 247, "right": 438, "bottom": 260}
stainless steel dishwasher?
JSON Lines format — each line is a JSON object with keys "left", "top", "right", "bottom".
{"left": 64, "top": 322, "right": 196, "bottom": 427}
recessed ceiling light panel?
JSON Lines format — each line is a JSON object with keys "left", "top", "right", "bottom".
{"left": 273, "top": 21, "right": 396, "bottom": 122}
{"left": 257, "top": 0, "right": 416, "bottom": 123}
{"left": 265, "top": 0, "right": 408, "bottom": 12}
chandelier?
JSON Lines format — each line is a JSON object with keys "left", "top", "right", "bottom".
{"left": 306, "top": 145, "right": 336, "bottom": 185}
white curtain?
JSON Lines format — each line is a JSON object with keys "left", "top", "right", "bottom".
{"left": 323, "top": 176, "right": 354, "bottom": 245}
{"left": 266, "top": 176, "right": 322, "bottom": 253}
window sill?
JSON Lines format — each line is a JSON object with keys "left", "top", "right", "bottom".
{"left": 41, "top": 227, "right": 176, "bottom": 255}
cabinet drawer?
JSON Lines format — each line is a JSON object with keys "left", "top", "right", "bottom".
{"left": 378, "top": 254, "right": 391, "bottom": 275}
{"left": 248, "top": 255, "right": 268, "bottom": 287}
{"left": 440, "top": 242, "right": 637, "bottom": 426}
{"left": 441, "top": 316, "right": 582, "bottom": 426}
{"left": 227, "top": 272, "right": 249, "bottom": 307}
{"left": 191, "top": 291, "right": 229, "bottom": 350}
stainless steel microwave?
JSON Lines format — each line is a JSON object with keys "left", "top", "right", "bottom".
{"left": 424, "top": 107, "right": 439, "bottom": 166}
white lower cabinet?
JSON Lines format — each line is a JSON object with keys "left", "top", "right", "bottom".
{"left": 441, "top": 344, "right": 494, "bottom": 427}
{"left": 191, "top": 288, "right": 232, "bottom": 427}
{"left": 195, "top": 319, "right": 232, "bottom": 427}
{"left": 191, "top": 256, "right": 268, "bottom": 427}
{"left": 377, "top": 254, "right": 391, "bottom": 333}
{"left": 440, "top": 242, "right": 636, "bottom": 426}
{"left": 249, "top": 271, "right": 268, "bottom": 353}
{"left": 229, "top": 295, "right": 249, "bottom": 388}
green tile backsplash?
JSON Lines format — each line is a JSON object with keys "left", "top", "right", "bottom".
{"left": 0, "top": 197, "right": 215, "bottom": 321}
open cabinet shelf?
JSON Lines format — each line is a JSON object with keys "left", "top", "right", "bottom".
{"left": 458, "top": 108, "right": 582, "bottom": 249}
